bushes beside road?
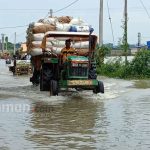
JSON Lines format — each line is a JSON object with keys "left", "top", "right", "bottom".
{"left": 97, "top": 49, "right": 150, "bottom": 79}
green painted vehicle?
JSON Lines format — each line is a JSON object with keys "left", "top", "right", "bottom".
{"left": 31, "top": 31, "right": 104, "bottom": 96}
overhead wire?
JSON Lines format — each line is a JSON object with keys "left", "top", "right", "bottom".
{"left": 0, "top": 0, "right": 80, "bottom": 30}
{"left": 139, "top": 0, "right": 150, "bottom": 19}
{"left": 53, "top": 0, "right": 79, "bottom": 13}
{"left": 0, "top": 9, "right": 49, "bottom": 11}
{"left": 0, "top": 25, "right": 28, "bottom": 30}
{"left": 43, "top": 12, "right": 50, "bottom": 19}
{"left": 107, "top": 0, "right": 115, "bottom": 45}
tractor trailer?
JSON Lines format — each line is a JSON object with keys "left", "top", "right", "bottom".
{"left": 26, "top": 16, "right": 104, "bottom": 95}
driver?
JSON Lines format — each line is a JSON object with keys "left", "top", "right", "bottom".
{"left": 61, "top": 39, "right": 75, "bottom": 63}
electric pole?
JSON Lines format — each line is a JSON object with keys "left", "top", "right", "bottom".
{"left": 1, "top": 34, "right": 5, "bottom": 53}
{"left": 137, "top": 32, "right": 141, "bottom": 51}
{"left": 99, "top": 0, "right": 103, "bottom": 46}
{"left": 50, "top": 9, "right": 53, "bottom": 17}
{"left": 123, "top": 0, "right": 128, "bottom": 65}
{"left": 14, "top": 32, "right": 16, "bottom": 55}
{"left": 5, "top": 36, "right": 8, "bottom": 51}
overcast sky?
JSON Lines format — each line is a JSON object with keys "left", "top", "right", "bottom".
{"left": 0, "top": 0, "right": 150, "bottom": 45}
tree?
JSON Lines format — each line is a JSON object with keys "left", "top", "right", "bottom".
{"left": 5, "top": 36, "right": 8, "bottom": 50}
{"left": 96, "top": 45, "right": 110, "bottom": 66}
{"left": 7, "top": 42, "right": 14, "bottom": 50}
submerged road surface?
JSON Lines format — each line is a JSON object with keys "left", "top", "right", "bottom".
{"left": 0, "top": 59, "right": 150, "bottom": 150}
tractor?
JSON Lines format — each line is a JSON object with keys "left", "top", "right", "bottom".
{"left": 30, "top": 31, "right": 104, "bottom": 96}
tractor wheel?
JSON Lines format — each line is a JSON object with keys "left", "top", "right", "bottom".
{"left": 50, "top": 80, "right": 58, "bottom": 96}
{"left": 40, "top": 65, "right": 53, "bottom": 91}
{"left": 99, "top": 81, "right": 104, "bottom": 93}
{"left": 93, "top": 81, "right": 104, "bottom": 94}
{"left": 30, "top": 69, "right": 40, "bottom": 85}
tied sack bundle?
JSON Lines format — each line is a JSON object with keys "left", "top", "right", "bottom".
{"left": 32, "top": 24, "right": 56, "bottom": 33}
{"left": 58, "top": 16, "right": 72, "bottom": 24}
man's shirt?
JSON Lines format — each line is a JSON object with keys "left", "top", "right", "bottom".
{"left": 61, "top": 47, "right": 75, "bottom": 63}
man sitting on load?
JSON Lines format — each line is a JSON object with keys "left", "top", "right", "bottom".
{"left": 61, "top": 39, "right": 75, "bottom": 63}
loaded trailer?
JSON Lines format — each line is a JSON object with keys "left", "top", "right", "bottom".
{"left": 30, "top": 31, "right": 104, "bottom": 95}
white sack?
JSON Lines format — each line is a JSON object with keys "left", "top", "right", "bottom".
{"left": 56, "top": 23, "right": 71, "bottom": 31}
{"left": 30, "top": 48, "right": 43, "bottom": 56}
{"left": 48, "top": 47, "right": 62, "bottom": 54}
{"left": 34, "top": 22, "right": 44, "bottom": 26}
{"left": 70, "top": 18, "right": 84, "bottom": 25}
{"left": 32, "top": 41, "right": 42, "bottom": 47}
{"left": 46, "top": 40, "right": 65, "bottom": 47}
{"left": 33, "top": 33, "right": 44, "bottom": 41}
{"left": 73, "top": 41, "right": 89, "bottom": 49}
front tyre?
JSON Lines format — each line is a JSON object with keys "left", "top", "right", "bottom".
{"left": 40, "top": 66, "right": 53, "bottom": 91}
{"left": 93, "top": 81, "right": 104, "bottom": 94}
{"left": 50, "top": 80, "right": 58, "bottom": 96}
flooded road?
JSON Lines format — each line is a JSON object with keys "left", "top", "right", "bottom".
{"left": 0, "top": 59, "right": 150, "bottom": 150}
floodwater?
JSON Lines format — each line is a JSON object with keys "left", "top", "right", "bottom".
{"left": 0, "top": 59, "right": 150, "bottom": 150}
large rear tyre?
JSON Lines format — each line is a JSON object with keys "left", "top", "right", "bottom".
{"left": 93, "top": 81, "right": 104, "bottom": 94}
{"left": 99, "top": 81, "right": 104, "bottom": 93}
{"left": 50, "top": 80, "right": 58, "bottom": 96}
{"left": 40, "top": 65, "right": 53, "bottom": 91}
{"left": 30, "top": 69, "right": 40, "bottom": 85}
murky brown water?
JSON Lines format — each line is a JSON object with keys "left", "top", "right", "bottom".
{"left": 0, "top": 59, "right": 150, "bottom": 150}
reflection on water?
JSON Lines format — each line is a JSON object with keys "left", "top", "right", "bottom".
{"left": 26, "top": 99, "right": 105, "bottom": 149}
{"left": 0, "top": 59, "right": 150, "bottom": 150}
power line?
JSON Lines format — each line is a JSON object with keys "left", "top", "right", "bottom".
{"left": 0, "top": 8, "right": 49, "bottom": 10}
{"left": 0, "top": 1, "right": 79, "bottom": 30}
{"left": 54, "top": 0, "right": 79, "bottom": 13}
{"left": 0, "top": 25, "right": 28, "bottom": 30}
{"left": 0, "top": 0, "right": 79, "bottom": 30}
{"left": 107, "top": 0, "right": 115, "bottom": 45}
{"left": 139, "top": 0, "right": 150, "bottom": 19}
{"left": 42, "top": 0, "right": 80, "bottom": 21}
{"left": 43, "top": 12, "right": 49, "bottom": 19}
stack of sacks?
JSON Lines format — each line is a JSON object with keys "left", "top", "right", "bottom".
{"left": 73, "top": 41, "right": 89, "bottom": 56}
{"left": 45, "top": 38, "right": 89, "bottom": 56}
{"left": 26, "top": 21, "right": 56, "bottom": 56}
{"left": 26, "top": 16, "right": 93, "bottom": 56}
{"left": 69, "top": 18, "right": 94, "bottom": 33}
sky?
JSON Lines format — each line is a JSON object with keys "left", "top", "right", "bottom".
{"left": 0, "top": 0, "right": 150, "bottom": 45}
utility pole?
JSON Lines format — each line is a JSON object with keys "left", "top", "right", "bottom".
{"left": 123, "top": 0, "right": 128, "bottom": 65}
{"left": 99, "top": 0, "right": 103, "bottom": 46}
{"left": 50, "top": 9, "right": 53, "bottom": 17}
{"left": 1, "top": 34, "right": 5, "bottom": 53}
{"left": 137, "top": 32, "right": 141, "bottom": 51}
{"left": 5, "top": 36, "right": 8, "bottom": 51}
{"left": 14, "top": 32, "right": 16, "bottom": 55}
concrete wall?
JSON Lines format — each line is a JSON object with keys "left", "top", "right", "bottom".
{"left": 104, "top": 56, "right": 134, "bottom": 64}
{"left": 110, "top": 49, "right": 137, "bottom": 56}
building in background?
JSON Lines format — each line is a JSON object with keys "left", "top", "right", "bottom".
{"left": 146, "top": 41, "right": 150, "bottom": 50}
